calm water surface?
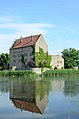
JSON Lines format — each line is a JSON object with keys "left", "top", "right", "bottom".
{"left": 0, "top": 76, "right": 79, "bottom": 119}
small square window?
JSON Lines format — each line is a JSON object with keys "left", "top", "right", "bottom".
{"left": 30, "top": 52, "right": 32, "bottom": 56}
{"left": 14, "top": 55, "right": 15, "bottom": 58}
{"left": 13, "top": 60, "right": 16, "bottom": 62}
{"left": 18, "top": 59, "right": 21, "bottom": 62}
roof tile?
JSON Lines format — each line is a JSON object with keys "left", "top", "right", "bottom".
{"left": 11, "top": 34, "right": 41, "bottom": 49}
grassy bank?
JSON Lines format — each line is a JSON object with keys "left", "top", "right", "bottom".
{"left": 42, "top": 69, "right": 79, "bottom": 77}
{"left": 0, "top": 70, "right": 39, "bottom": 78}
{"left": 1, "top": 69, "right": 79, "bottom": 78}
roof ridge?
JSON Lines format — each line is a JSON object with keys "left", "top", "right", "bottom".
{"left": 11, "top": 34, "right": 42, "bottom": 49}
{"left": 23, "top": 34, "right": 41, "bottom": 46}
{"left": 12, "top": 40, "right": 21, "bottom": 48}
{"left": 33, "top": 34, "right": 41, "bottom": 44}
{"left": 20, "top": 34, "right": 41, "bottom": 39}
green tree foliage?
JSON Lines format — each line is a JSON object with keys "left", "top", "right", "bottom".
{"left": 35, "top": 52, "right": 39, "bottom": 67}
{"left": 0, "top": 53, "right": 10, "bottom": 68}
{"left": 61, "top": 48, "right": 79, "bottom": 68}
{"left": 45, "top": 52, "right": 51, "bottom": 68}
{"left": 35, "top": 48, "right": 51, "bottom": 68}
{"left": 21, "top": 55, "right": 25, "bottom": 64}
{"left": 39, "top": 48, "right": 45, "bottom": 67}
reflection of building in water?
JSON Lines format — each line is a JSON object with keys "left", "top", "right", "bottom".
{"left": 10, "top": 80, "right": 48, "bottom": 114}
{"left": 51, "top": 80, "right": 64, "bottom": 92}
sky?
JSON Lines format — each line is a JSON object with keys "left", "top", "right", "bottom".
{"left": 0, "top": 0, "right": 79, "bottom": 55}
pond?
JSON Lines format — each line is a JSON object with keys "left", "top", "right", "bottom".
{"left": 0, "top": 76, "right": 79, "bottom": 119}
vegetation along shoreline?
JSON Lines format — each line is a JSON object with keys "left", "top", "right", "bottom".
{"left": 42, "top": 69, "right": 79, "bottom": 77}
{"left": 0, "top": 70, "right": 39, "bottom": 78}
{"left": 0, "top": 69, "right": 79, "bottom": 78}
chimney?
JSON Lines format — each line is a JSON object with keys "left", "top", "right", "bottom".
{"left": 31, "top": 35, "right": 33, "bottom": 41}
{"left": 20, "top": 37, "right": 22, "bottom": 43}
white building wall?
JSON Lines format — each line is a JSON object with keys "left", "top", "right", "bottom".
{"left": 51, "top": 55, "right": 64, "bottom": 69}
{"left": 35, "top": 35, "right": 48, "bottom": 53}
{"left": 51, "top": 80, "right": 64, "bottom": 92}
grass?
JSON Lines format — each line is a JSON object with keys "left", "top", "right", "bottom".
{"left": 1, "top": 69, "right": 79, "bottom": 78}
{"left": 42, "top": 69, "right": 79, "bottom": 77}
{"left": 0, "top": 70, "right": 39, "bottom": 78}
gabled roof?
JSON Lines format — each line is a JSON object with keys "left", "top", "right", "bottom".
{"left": 10, "top": 34, "right": 41, "bottom": 49}
{"left": 11, "top": 98, "right": 43, "bottom": 114}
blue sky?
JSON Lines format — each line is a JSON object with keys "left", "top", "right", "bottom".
{"left": 0, "top": 0, "right": 79, "bottom": 54}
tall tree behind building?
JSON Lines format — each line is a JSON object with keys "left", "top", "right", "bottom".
{"left": 61, "top": 48, "right": 79, "bottom": 69}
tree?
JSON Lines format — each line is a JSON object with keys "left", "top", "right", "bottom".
{"left": 35, "top": 52, "right": 39, "bottom": 67}
{"left": 0, "top": 53, "right": 10, "bottom": 69}
{"left": 61, "top": 48, "right": 79, "bottom": 69}
{"left": 21, "top": 55, "right": 25, "bottom": 65}
{"left": 45, "top": 52, "right": 51, "bottom": 68}
{"left": 39, "top": 48, "right": 45, "bottom": 67}
{"left": 35, "top": 48, "right": 51, "bottom": 68}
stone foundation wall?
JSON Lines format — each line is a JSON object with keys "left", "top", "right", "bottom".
{"left": 31, "top": 68, "right": 49, "bottom": 74}
{"left": 31, "top": 68, "right": 41, "bottom": 74}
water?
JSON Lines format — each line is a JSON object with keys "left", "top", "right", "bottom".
{"left": 0, "top": 76, "right": 79, "bottom": 119}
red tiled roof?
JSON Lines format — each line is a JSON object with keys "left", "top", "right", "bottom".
{"left": 11, "top": 99, "right": 43, "bottom": 114}
{"left": 11, "top": 34, "right": 41, "bottom": 49}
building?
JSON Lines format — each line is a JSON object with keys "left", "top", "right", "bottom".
{"left": 10, "top": 34, "right": 48, "bottom": 69}
{"left": 51, "top": 80, "right": 64, "bottom": 92}
{"left": 10, "top": 79, "right": 48, "bottom": 114}
{"left": 50, "top": 55, "right": 64, "bottom": 69}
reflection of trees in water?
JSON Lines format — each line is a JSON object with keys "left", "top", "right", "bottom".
{"left": 0, "top": 77, "right": 38, "bottom": 93}
{"left": 1, "top": 77, "right": 79, "bottom": 98}
{"left": 35, "top": 80, "right": 50, "bottom": 100}
{"left": 64, "top": 80, "right": 79, "bottom": 96}
{"left": 0, "top": 78, "right": 10, "bottom": 93}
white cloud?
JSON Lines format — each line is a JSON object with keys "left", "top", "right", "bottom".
{"left": 0, "top": 22, "right": 54, "bottom": 37}
{"left": 0, "top": 23, "right": 54, "bottom": 29}
{"left": 50, "top": 50, "right": 62, "bottom": 55}
{"left": 0, "top": 22, "right": 55, "bottom": 53}
{"left": 0, "top": 34, "right": 14, "bottom": 53}
{"left": 0, "top": 17, "right": 16, "bottom": 22}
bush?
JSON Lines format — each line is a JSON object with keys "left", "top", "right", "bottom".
{"left": 0, "top": 70, "right": 39, "bottom": 78}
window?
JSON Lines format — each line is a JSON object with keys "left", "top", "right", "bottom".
{"left": 18, "top": 59, "right": 21, "bottom": 62}
{"left": 18, "top": 54, "right": 22, "bottom": 57}
{"left": 13, "top": 60, "right": 16, "bottom": 62}
{"left": 14, "top": 55, "right": 15, "bottom": 58}
{"left": 22, "top": 48, "right": 23, "bottom": 51}
{"left": 57, "top": 61, "right": 59, "bottom": 63}
{"left": 24, "top": 53, "right": 27, "bottom": 56}
{"left": 30, "top": 52, "right": 32, "bottom": 56}
{"left": 25, "top": 59, "right": 27, "bottom": 62}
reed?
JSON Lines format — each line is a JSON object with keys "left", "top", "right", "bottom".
{"left": 0, "top": 70, "right": 39, "bottom": 77}
{"left": 42, "top": 69, "right": 79, "bottom": 77}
